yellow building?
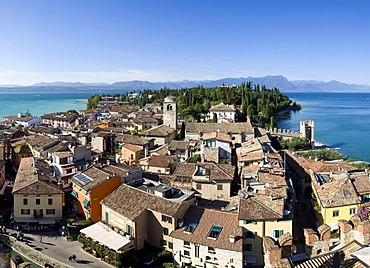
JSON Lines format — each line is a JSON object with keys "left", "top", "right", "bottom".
{"left": 70, "top": 166, "right": 121, "bottom": 223}
{"left": 12, "top": 157, "right": 64, "bottom": 228}
{"left": 99, "top": 180, "right": 195, "bottom": 251}
{"left": 238, "top": 193, "right": 293, "bottom": 266}
{"left": 310, "top": 171, "right": 360, "bottom": 230}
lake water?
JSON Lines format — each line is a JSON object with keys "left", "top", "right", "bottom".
{"left": 1, "top": 91, "right": 369, "bottom": 162}
{"left": 278, "top": 92, "right": 370, "bottom": 162}
{"left": 0, "top": 92, "right": 94, "bottom": 120}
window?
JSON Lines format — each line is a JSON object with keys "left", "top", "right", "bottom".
{"left": 105, "top": 212, "right": 109, "bottom": 223}
{"left": 243, "top": 243, "right": 253, "bottom": 251}
{"left": 208, "top": 246, "right": 216, "bottom": 253}
{"left": 333, "top": 210, "right": 340, "bottom": 217}
{"left": 161, "top": 240, "right": 167, "bottom": 247}
{"left": 273, "top": 230, "right": 284, "bottom": 239}
{"left": 126, "top": 224, "right": 133, "bottom": 236}
{"left": 217, "top": 184, "right": 223, "bottom": 191}
{"left": 162, "top": 215, "right": 173, "bottom": 224}
{"left": 245, "top": 231, "right": 256, "bottom": 239}
{"left": 195, "top": 245, "right": 199, "bottom": 257}
{"left": 196, "top": 183, "right": 202, "bottom": 190}
{"left": 184, "top": 241, "right": 190, "bottom": 248}
{"left": 163, "top": 227, "right": 169, "bottom": 236}
{"left": 184, "top": 221, "right": 198, "bottom": 234}
{"left": 183, "top": 250, "right": 190, "bottom": 256}
{"left": 21, "top": 209, "right": 30, "bottom": 215}
{"left": 350, "top": 208, "right": 356, "bottom": 215}
{"left": 130, "top": 154, "right": 134, "bottom": 160}
{"left": 67, "top": 169, "right": 73, "bottom": 174}
{"left": 46, "top": 209, "right": 55, "bottom": 215}
{"left": 48, "top": 198, "right": 53, "bottom": 205}
{"left": 168, "top": 242, "right": 173, "bottom": 249}
{"left": 207, "top": 225, "right": 223, "bottom": 239}
{"left": 244, "top": 220, "right": 257, "bottom": 225}
{"left": 23, "top": 199, "right": 28, "bottom": 205}
{"left": 36, "top": 199, "right": 41, "bottom": 205}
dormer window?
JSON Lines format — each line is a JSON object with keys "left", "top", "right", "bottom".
{"left": 207, "top": 225, "right": 223, "bottom": 239}
{"left": 184, "top": 220, "right": 198, "bottom": 234}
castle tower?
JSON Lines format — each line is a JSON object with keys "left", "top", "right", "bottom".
{"left": 163, "top": 96, "right": 178, "bottom": 131}
{"left": 300, "top": 120, "right": 315, "bottom": 143}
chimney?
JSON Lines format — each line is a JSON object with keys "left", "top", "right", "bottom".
{"left": 229, "top": 235, "right": 236, "bottom": 243}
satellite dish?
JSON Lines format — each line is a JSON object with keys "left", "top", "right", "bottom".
{"left": 239, "top": 192, "right": 248, "bottom": 199}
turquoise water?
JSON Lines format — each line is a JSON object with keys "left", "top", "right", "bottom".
{"left": 1, "top": 91, "right": 369, "bottom": 162}
{"left": 278, "top": 92, "right": 370, "bottom": 162}
{"left": 0, "top": 92, "right": 94, "bottom": 120}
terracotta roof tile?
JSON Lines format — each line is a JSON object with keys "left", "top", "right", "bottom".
{"left": 101, "top": 183, "right": 188, "bottom": 220}
{"left": 171, "top": 206, "right": 243, "bottom": 252}
{"left": 238, "top": 194, "right": 284, "bottom": 220}
{"left": 144, "top": 124, "right": 175, "bottom": 137}
{"left": 122, "top": 143, "right": 143, "bottom": 152}
{"left": 148, "top": 155, "right": 177, "bottom": 168}
{"left": 350, "top": 171, "right": 370, "bottom": 194}
{"left": 202, "top": 131, "right": 232, "bottom": 143}
{"left": 12, "top": 157, "right": 63, "bottom": 195}
{"left": 186, "top": 122, "right": 253, "bottom": 135}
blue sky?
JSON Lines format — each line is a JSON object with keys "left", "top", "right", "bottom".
{"left": 1, "top": 0, "right": 370, "bottom": 85}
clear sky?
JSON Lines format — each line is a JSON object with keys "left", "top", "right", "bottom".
{"left": 1, "top": 0, "right": 370, "bottom": 85}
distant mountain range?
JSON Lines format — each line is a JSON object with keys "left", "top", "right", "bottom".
{"left": 1, "top": 75, "right": 370, "bottom": 92}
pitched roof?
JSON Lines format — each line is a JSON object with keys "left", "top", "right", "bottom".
{"left": 3, "top": 115, "right": 36, "bottom": 122}
{"left": 311, "top": 172, "right": 360, "bottom": 208}
{"left": 238, "top": 194, "right": 284, "bottom": 220}
{"left": 115, "top": 134, "right": 150, "bottom": 146}
{"left": 202, "top": 131, "right": 232, "bottom": 143}
{"left": 209, "top": 103, "right": 236, "bottom": 112}
{"left": 122, "top": 143, "right": 143, "bottom": 152}
{"left": 350, "top": 171, "right": 370, "bottom": 194}
{"left": 171, "top": 206, "right": 243, "bottom": 252}
{"left": 26, "top": 135, "right": 59, "bottom": 151}
{"left": 70, "top": 167, "right": 112, "bottom": 192}
{"left": 192, "top": 162, "right": 235, "bottom": 182}
{"left": 100, "top": 183, "right": 186, "bottom": 220}
{"left": 168, "top": 140, "right": 191, "bottom": 151}
{"left": 144, "top": 124, "right": 175, "bottom": 137}
{"left": 41, "top": 112, "right": 78, "bottom": 122}
{"left": 148, "top": 155, "right": 177, "bottom": 168}
{"left": 294, "top": 240, "right": 365, "bottom": 268}
{"left": 12, "top": 157, "right": 63, "bottom": 195}
{"left": 186, "top": 122, "right": 253, "bottom": 134}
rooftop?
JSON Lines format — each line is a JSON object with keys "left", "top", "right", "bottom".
{"left": 171, "top": 206, "right": 243, "bottom": 252}
{"left": 101, "top": 182, "right": 194, "bottom": 221}
{"left": 186, "top": 122, "right": 253, "bottom": 135}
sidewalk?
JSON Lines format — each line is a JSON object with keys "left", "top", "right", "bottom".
{"left": 10, "top": 230, "right": 113, "bottom": 268}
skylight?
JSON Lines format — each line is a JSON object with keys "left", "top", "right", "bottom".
{"left": 207, "top": 225, "right": 223, "bottom": 239}
{"left": 184, "top": 220, "right": 198, "bottom": 234}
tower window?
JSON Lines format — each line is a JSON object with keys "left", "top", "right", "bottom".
{"left": 167, "top": 104, "right": 172, "bottom": 111}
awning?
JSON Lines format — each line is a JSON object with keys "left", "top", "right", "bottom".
{"left": 245, "top": 255, "right": 257, "bottom": 264}
{"left": 0, "top": 181, "right": 8, "bottom": 195}
{"left": 14, "top": 217, "right": 38, "bottom": 223}
{"left": 82, "top": 198, "right": 90, "bottom": 207}
{"left": 326, "top": 222, "right": 339, "bottom": 230}
{"left": 81, "top": 222, "right": 134, "bottom": 252}
{"left": 39, "top": 218, "right": 56, "bottom": 225}
{"left": 71, "top": 190, "right": 77, "bottom": 197}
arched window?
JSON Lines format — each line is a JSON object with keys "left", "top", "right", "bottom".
{"left": 167, "top": 104, "right": 172, "bottom": 111}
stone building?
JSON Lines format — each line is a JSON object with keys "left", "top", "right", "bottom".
{"left": 163, "top": 96, "right": 178, "bottom": 131}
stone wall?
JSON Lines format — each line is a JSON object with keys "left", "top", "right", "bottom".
{"left": 0, "top": 234, "right": 73, "bottom": 268}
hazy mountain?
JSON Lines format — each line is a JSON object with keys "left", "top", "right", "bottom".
{"left": 32, "top": 81, "right": 110, "bottom": 87}
{"left": 290, "top": 80, "right": 370, "bottom": 92}
{"left": 2, "top": 75, "right": 370, "bottom": 92}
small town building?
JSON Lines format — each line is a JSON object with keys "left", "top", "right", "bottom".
{"left": 208, "top": 102, "right": 237, "bottom": 123}
{"left": 171, "top": 206, "right": 243, "bottom": 268}
{"left": 12, "top": 157, "right": 64, "bottom": 228}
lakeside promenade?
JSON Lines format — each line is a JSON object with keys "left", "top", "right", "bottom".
{"left": 2, "top": 230, "right": 113, "bottom": 268}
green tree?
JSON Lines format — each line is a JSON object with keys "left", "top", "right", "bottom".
{"left": 212, "top": 113, "right": 218, "bottom": 123}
